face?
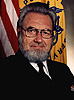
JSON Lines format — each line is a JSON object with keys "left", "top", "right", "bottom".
{"left": 19, "top": 12, "right": 53, "bottom": 62}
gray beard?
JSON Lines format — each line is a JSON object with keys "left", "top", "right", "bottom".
{"left": 20, "top": 48, "right": 48, "bottom": 63}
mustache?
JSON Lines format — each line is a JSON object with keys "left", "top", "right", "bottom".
{"left": 29, "top": 42, "right": 46, "bottom": 47}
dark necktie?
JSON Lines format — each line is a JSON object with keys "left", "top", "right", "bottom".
{"left": 37, "top": 62, "right": 52, "bottom": 87}
{"left": 37, "top": 62, "right": 45, "bottom": 75}
{"left": 37, "top": 62, "right": 50, "bottom": 79}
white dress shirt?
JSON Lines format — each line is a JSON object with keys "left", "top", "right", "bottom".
{"left": 30, "top": 61, "right": 52, "bottom": 79}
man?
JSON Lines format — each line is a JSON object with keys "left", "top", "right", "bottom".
{"left": 1, "top": 2, "right": 74, "bottom": 99}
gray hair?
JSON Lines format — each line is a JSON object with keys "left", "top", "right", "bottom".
{"left": 17, "top": 2, "right": 57, "bottom": 31}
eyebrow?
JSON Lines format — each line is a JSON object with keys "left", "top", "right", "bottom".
{"left": 27, "top": 26, "right": 35, "bottom": 30}
{"left": 27, "top": 26, "right": 53, "bottom": 31}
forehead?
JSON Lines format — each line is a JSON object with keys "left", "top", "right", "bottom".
{"left": 22, "top": 12, "right": 52, "bottom": 29}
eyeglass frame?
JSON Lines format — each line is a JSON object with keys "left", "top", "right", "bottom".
{"left": 21, "top": 26, "right": 54, "bottom": 39}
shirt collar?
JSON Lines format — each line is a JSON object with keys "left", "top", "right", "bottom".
{"left": 30, "top": 60, "right": 48, "bottom": 72}
{"left": 30, "top": 62, "right": 39, "bottom": 72}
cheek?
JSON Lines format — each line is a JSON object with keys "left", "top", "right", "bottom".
{"left": 22, "top": 37, "right": 30, "bottom": 50}
{"left": 45, "top": 39, "right": 52, "bottom": 52}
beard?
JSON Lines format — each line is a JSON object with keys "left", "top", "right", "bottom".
{"left": 21, "top": 49, "right": 49, "bottom": 63}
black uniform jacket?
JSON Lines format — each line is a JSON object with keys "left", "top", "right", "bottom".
{"left": 0, "top": 49, "right": 74, "bottom": 99}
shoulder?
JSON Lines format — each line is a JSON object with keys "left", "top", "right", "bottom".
{"left": 47, "top": 59, "right": 74, "bottom": 83}
{"left": 0, "top": 55, "right": 16, "bottom": 65}
{"left": 47, "top": 59, "right": 69, "bottom": 71}
{"left": 0, "top": 50, "right": 23, "bottom": 65}
{"left": 47, "top": 59, "right": 73, "bottom": 75}
{"left": 0, "top": 55, "right": 18, "bottom": 74}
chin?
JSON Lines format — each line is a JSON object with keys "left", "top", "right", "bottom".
{"left": 22, "top": 49, "right": 49, "bottom": 63}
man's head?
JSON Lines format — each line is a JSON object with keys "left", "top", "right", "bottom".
{"left": 17, "top": 2, "right": 57, "bottom": 63}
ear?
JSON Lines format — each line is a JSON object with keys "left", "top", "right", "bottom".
{"left": 17, "top": 27, "right": 21, "bottom": 38}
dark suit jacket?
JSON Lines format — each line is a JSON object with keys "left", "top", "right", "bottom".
{"left": 0, "top": 49, "right": 74, "bottom": 99}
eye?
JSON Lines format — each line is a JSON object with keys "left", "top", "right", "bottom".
{"left": 29, "top": 29, "right": 33, "bottom": 32}
{"left": 28, "top": 29, "right": 36, "bottom": 33}
{"left": 44, "top": 32, "right": 48, "bottom": 34}
{"left": 43, "top": 31, "right": 50, "bottom": 35}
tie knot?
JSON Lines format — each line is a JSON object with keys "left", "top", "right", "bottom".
{"left": 37, "top": 62, "right": 43, "bottom": 68}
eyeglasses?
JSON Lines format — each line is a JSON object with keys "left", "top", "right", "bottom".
{"left": 21, "top": 26, "right": 54, "bottom": 39}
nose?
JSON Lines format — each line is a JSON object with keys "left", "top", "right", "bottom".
{"left": 34, "top": 32, "right": 43, "bottom": 43}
